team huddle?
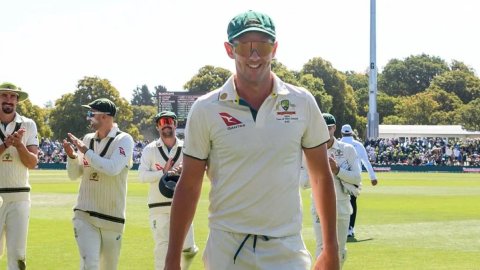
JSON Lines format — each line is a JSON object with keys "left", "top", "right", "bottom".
{"left": 1, "top": 10, "right": 379, "bottom": 270}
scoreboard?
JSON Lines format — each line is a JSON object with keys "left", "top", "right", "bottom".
{"left": 157, "top": 92, "right": 204, "bottom": 128}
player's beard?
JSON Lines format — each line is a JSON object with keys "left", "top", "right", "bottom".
{"left": 1, "top": 103, "right": 15, "bottom": 114}
{"left": 161, "top": 127, "right": 174, "bottom": 138}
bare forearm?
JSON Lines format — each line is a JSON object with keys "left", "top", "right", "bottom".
{"left": 16, "top": 144, "right": 38, "bottom": 169}
{"left": 165, "top": 178, "right": 202, "bottom": 267}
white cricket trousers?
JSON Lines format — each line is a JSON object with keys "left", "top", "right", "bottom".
{"left": 73, "top": 215, "right": 122, "bottom": 270}
{"left": 150, "top": 212, "right": 197, "bottom": 270}
{"left": 0, "top": 201, "right": 30, "bottom": 270}
{"left": 311, "top": 200, "right": 350, "bottom": 268}
{"left": 203, "top": 228, "right": 311, "bottom": 270}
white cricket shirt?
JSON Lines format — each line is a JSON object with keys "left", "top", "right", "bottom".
{"left": 183, "top": 75, "right": 329, "bottom": 237}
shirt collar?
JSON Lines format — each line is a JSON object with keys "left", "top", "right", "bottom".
{"left": 217, "top": 74, "right": 290, "bottom": 104}
{"left": 93, "top": 125, "right": 120, "bottom": 140}
{"left": 156, "top": 137, "right": 182, "bottom": 148}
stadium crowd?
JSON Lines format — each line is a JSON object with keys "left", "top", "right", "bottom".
{"left": 37, "top": 137, "right": 480, "bottom": 166}
{"left": 364, "top": 137, "right": 480, "bottom": 166}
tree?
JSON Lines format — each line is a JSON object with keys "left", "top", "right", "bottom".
{"left": 301, "top": 57, "right": 357, "bottom": 136}
{"left": 17, "top": 99, "right": 52, "bottom": 139}
{"left": 272, "top": 59, "right": 300, "bottom": 85}
{"left": 457, "top": 98, "right": 480, "bottom": 131}
{"left": 378, "top": 54, "right": 449, "bottom": 96}
{"left": 297, "top": 74, "right": 332, "bottom": 113}
{"left": 393, "top": 91, "right": 440, "bottom": 125}
{"left": 183, "top": 65, "right": 231, "bottom": 93}
{"left": 131, "top": 105, "right": 157, "bottom": 141}
{"left": 344, "top": 71, "right": 369, "bottom": 91}
{"left": 131, "top": 84, "right": 154, "bottom": 106}
{"left": 49, "top": 76, "right": 140, "bottom": 140}
{"left": 429, "top": 69, "right": 480, "bottom": 104}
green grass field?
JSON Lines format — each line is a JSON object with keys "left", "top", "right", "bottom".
{"left": 1, "top": 171, "right": 479, "bottom": 269}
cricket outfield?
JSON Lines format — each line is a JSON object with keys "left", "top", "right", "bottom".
{"left": 1, "top": 171, "right": 478, "bottom": 269}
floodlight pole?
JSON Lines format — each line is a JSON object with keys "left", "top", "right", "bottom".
{"left": 367, "top": 0, "right": 379, "bottom": 139}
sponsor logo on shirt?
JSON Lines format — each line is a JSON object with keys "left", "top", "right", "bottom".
{"left": 119, "top": 147, "right": 126, "bottom": 156}
{"left": 219, "top": 112, "right": 245, "bottom": 130}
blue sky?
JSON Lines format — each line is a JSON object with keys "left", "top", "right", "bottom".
{"left": 1, "top": 0, "right": 479, "bottom": 107}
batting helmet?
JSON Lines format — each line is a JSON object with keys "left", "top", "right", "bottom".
{"left": 159, "top": 173, "right": 180, "bottom": 198}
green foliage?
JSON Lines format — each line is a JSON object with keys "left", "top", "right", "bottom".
{"left": 379, "top": 54, "right": 449, "bottom": 96}
{"left": 393, "top": 91, "right": 440, "bottom": 124}
{"left": 183, "top": 65, "right": 232, "bottom": 93}
{"left": 131, "top": 84, "right": 154, "bottom": 106}
{"left": 272, "top": 59, "right": 300, "bottom": 85}
{"left": 131, "top": 105, "right": 157, "bottom": 141}
{"left": 297, "top": 73, "right": 333, "bottom": 113}
{"left": 344, "top": 71, "right": 369, "bottom": 91}
{"left": 49, "top": 76, "right": 140, "bottom": 140}
{"left": 302, "top": 57, "right": 357, "bottom": 136}
{"left": 16, "top": 99, "right": 52, "bottom": 139}
{"left": 429, "top": 69, "right": 480, "bottom": 104}
{"left": 457, "top": 98, "right": 480, "bottom": 131}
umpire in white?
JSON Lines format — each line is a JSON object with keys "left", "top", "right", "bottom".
{"left": 0, "top": 83, "right": 39, "bottom": 270}
{"left": 138, "top": 111, "right": 198, "bottom": 270}
{"left": 301, "top": 113, "right": 361, "bottom": 268}
{"left": 63, "top": 98, "right": 134, "bottom": 270}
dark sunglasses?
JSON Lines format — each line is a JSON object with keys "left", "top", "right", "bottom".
{"left": 159, "top": 117, "right": 175, "bottom": 126}
{"left": 87, "top": 111, "right": 109, "bottom": 118}
{"left": 230, "top": 41, "right": 275, "bottom": 57}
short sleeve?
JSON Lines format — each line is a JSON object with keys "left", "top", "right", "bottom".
{"left": 182, "top": 99, "right": 210, "bottom": 160}
{"left": 301, "top": 91, "right": 329, "bottom": 148}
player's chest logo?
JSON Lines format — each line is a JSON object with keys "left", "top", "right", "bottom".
{"left": 1, "top": 153, "right": 13, "bottom": 162}
{"left": 275, "top": 99, "right": 298, "bottom": 123}
{"left": 89, "top": 172, "right": 99, "bottom": 181}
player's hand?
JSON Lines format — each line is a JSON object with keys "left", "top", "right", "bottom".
{"left": 8, "top": 128, "right": 26, "bottom": 148}
{"left": 163, "top": 158, "right": 173, "bottom": 174}
{"left": 371, "top": 179, "right": 378, "bottom": 186}
{"left": 171, "top": 163, "right": 183, "bottom": 175}
{"left": 67, "top": 133, "right": 88, "bottom": 154}
{"left": 62, "top": 139, "right": 76, "bottom": 158}
{"left": 328, "top": 155, "right": 339, "bottom": 175}
{"left": 314, "top": 248, "right": 340, "bottom": 270}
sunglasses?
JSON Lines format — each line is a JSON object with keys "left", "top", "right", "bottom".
{"left": 159, "top": 117, "right": 175, "bottom": 126}
{"left": 86, "top": 111, "right": 109, "bottom": 118}
{"left": 230, "top": 41, "right": 275, "bottom": 57}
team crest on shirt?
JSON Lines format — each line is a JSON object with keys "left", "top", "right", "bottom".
{"left": 89, "top": 172, "right": 99, "bottom": 181}
{"left": 2, "top": 153, "right": 13, "bottom": 162}
{"left": 219, "top": 112, "right": 245, "bottom": 130}
{"left": 276, "top": 99, "right": 298, "bottom": 123}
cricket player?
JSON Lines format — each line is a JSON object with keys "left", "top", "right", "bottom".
{"left": 63, "top": 98, "right": 134, "bottom": 270}
{"left": 165, "top": 10, "right": 339, "bottom": 270}
{"left": 301, "top": 114, "right": 361, "bottom": 268}
{"left": 0, "top": 82, "right": 39, "bottom": 270}
{"left": 340, "top": 124, "right": 378, "bottom": 238}
{"left": 138, "top": 111, "right": 198, "bottom": 269}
